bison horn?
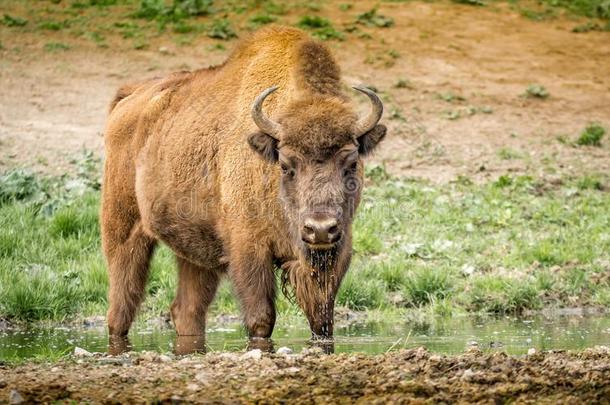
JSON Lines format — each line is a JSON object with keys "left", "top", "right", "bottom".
{"left": 251, "top": 86, "right": 281, "bottom": 139}
{"left": 352, "top": 86, "right": 384, "bottom": 136}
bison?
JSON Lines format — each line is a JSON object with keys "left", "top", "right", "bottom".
{"left": 101, "top": 26, "right": 386, "bottom": 345}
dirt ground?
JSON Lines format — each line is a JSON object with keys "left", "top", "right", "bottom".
{"left": 0, "top": 1, "right": 609, "bottom": 182}
{"left": 1, "top": 347, "right": 609, "bottom": 403}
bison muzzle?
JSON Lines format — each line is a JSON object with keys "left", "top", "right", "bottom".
{"left": 101, "top": 26, "right": 386, "bottom": 347}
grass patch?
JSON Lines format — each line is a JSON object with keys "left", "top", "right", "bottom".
{"left": 576, "top": 123, "right": 605, "bottom": 146}
{"left": 356, "top": 8, "right": 394, "bottom": 28}
{"left": 2, "top": 14, "right": 28, "bottom": 27}
{"left": 206, "top": 18, "right": 237, "bottom": 40}
{"left": 0, "top": 162, "right": 609, "bottom": 323}
{"left": 296, "top": 15, "right": 344, "bottom": 41}
{"left": 524, "top": 84, "right": 549, "bottom": 99}
{"left": 44, "top": 42, "right": 71, "bottom": 52}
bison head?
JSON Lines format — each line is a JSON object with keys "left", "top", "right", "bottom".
{"left": 247, "top": 86, "right": 386, "bottom": 271}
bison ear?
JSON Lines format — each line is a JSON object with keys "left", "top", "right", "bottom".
{"left": 248, "top": 131, "right": 279, "bottom": 162}
{"left": 357, "top": 124, "right": 386, "bottom": 156}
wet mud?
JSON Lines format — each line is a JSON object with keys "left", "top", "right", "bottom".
{"left": 1, "top": 347, "right": 609, "bottom": 403}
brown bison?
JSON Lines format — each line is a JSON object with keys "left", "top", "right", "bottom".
{"left": 101, "top": 26, "right": 385, "bottom": 343}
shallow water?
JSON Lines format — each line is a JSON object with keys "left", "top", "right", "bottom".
{"left": 1, "top": 314, "right": 609, "bottom": 360}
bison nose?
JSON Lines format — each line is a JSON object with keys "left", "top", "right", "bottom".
{"left": 302, "top": 217, "right": 340, "bottom": 245}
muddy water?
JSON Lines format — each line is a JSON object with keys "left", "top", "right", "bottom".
{"left": 1, "top": 314, "right": 609, "bottom": 361}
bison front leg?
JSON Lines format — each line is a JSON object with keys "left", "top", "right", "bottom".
{"left": 171, "top": 256, "right": 221, "bottom": 336}
{"left": 229, "top": 243, "right": 276, "bottom": 338}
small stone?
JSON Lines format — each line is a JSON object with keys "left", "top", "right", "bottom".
{"left": 195, "top": 371, "right": 210, "bottom": 384}
{"left": 140, "top": 352, "right": 156, "bottom": 362}
{"left": 74, "top": 347, "right": 93, "bottom": 357}
{"left": 461, "top": 369, "right": 475, "bottom": 382}
{"left": 241, "top": 349, "right": 262, "bottom": 361}
{"left": 159, "top": 46, "right": 170, "bottom": 54}
{"left": 276, "top": 347, "right": 293, "bottom": 355}
{"left": 83, "top": 315, "right": 105, "bottom": 327}
{"left": 527, "top": 348, "right": 536, "bottom": 356}
{"left": 50, "top": 367, "right": 59, "bottom": 373}
{"left": 9, "top": 390, "right": 24, "bottom": 404}
{"left": 284, "top": 367, "right": 300, "bottom": 374}
{"left": 186, "top": 383, "right": 199, "bottom": 391}
{"left": 158, "top": 354, "right": 172, "bottom": 363}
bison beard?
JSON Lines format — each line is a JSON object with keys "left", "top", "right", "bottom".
{"left": 304, "top": 245, "right": 340, "bottom": 275}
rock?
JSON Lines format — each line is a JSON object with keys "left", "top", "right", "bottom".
{"left": 276, "top": 347, "right": 293, "bottom": 355}
{"left": 74, "top": 347, "right": 93, "bottom": 357}
{"left": 301, "top": 346, "right": 324, "bottom": 356}
{"left": 83, "top": 315, "right": 105, "bottom": 327}
{"left": 195, "top": 371, "right": 210, "bottom": 384}
{"left": 218, "top": 352, "right": 238, "bottom": 361}
{"left": 461, "top": 369, "right": 475, "bottom": 382}
{"left": 158, "top": 354, "right": 172, "bottom": 363}
{"left": 139, "top": 352, "right": 156, "bottom": 362}
{"left": 240, "top": 349, "right": 262, "bottom": 361}
{"left": 186, "top": 383, "right": 199, "bottom": 391}
{"left": 158, "top": 46, "right": 170, "bottom": 54}
{"left": 9, "top": 390, "right": 24, "bottom": 404}
{"left": 527, "top": 348, "right": 536, "bottom": 356}
{"left": 284, "top": 367, "right": 300, "bottom": 374}
{"left": 0, "top": 380, "right": 6, "bottom": 388}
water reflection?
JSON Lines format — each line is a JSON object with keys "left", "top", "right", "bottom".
{"left": 1, "top": 313, "right": 609, "bottom": 361}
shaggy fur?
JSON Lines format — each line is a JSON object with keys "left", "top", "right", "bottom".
{"left": 101, "top": 26, "right": 385, "bottom": 340}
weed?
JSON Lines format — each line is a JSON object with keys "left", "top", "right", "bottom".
{"left": 2, "top": 14, "right": 28, "bottom": 27}
{"left": 337, "top": 273, "right": 386, "bottom": 310}
{"left": 437, "top": 92, "right": 466, "bottom": 103}
{"left": 402, "top": 267, "right": 453, "bottom": 307}
{"left": 453, "top": 0, "right": 485, "bottom": 5}
{"left": 577, "top": 123, "right": 605, "bottom": 146}
{"left": 44, "top": 42, "right": 71, "bottom": 52}
{"left": 0, "top": 170, "right": 42, "bottom": 205}
{"left": 133, "top": 0, "right": 213, "bottom": 22}
{"left": 262, "top": 1, "right": 287, "bottom": 16}
{"left": 248, "top": 14, "right": 277, "bottom": 29}
{"left": 388, "top": 49, "right": 400, "bottom": 59}
{"left": 394, "top": 78, "right": 412, "bottom": 89}
{"left": 297, "top": 15, "right": 331, "bottom": 29}
{"left": 356, "top": 8, "right": 394, "bottom": 28}
{"left": 520, "top": 7, "right": 557, "bottom": 20}
{"left": 297, "top": 16, "right": 344, "bottom": 41}
{"left": 524, "top": 84, "right": 549, "bottom": 98}
{"left": 38, "top": 20, "right": 69, "bottom": 31}
{"left": 577, "top": 175, "right": 604, "bottom": 190}
{"left": 206, "top": 43, "right": 226, "bottom": 51}
{"left": 497, "top": 148, "right": 523, "bottom": 160}
{"left": 207, "top": 19, "right": 237, "bottom": 40}
{"left": 542, "top": 0, "right": 610, "bottom": 19}
{"left": 572, "top": 21, "right": 610, "bottom": 32}
{"left": 339, "top": 3, "right": 353, "bottom": 11}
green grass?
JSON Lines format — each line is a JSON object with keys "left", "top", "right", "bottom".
{"left": 1, "top": 160, "right": 609, "bottom": 324}
{"left": 296, "top": 15, "right": 344, "bottom": 41}
{"left": 577, "top": 123, "right": 605, "bottom": 146}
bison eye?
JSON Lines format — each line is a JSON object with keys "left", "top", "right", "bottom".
{"left": 280, "top": 163, "right": 296, "bottom": 179}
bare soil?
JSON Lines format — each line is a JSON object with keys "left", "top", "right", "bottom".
{"left": 2, "top": 347, "right": 610, "bottom": 403}
{"left": 0, "top": 1, "right": 609, "bottom": 182}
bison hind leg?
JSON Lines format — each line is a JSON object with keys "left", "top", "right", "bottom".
{"left": 104, "top": 221, "right": 157, "bottom": 336}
